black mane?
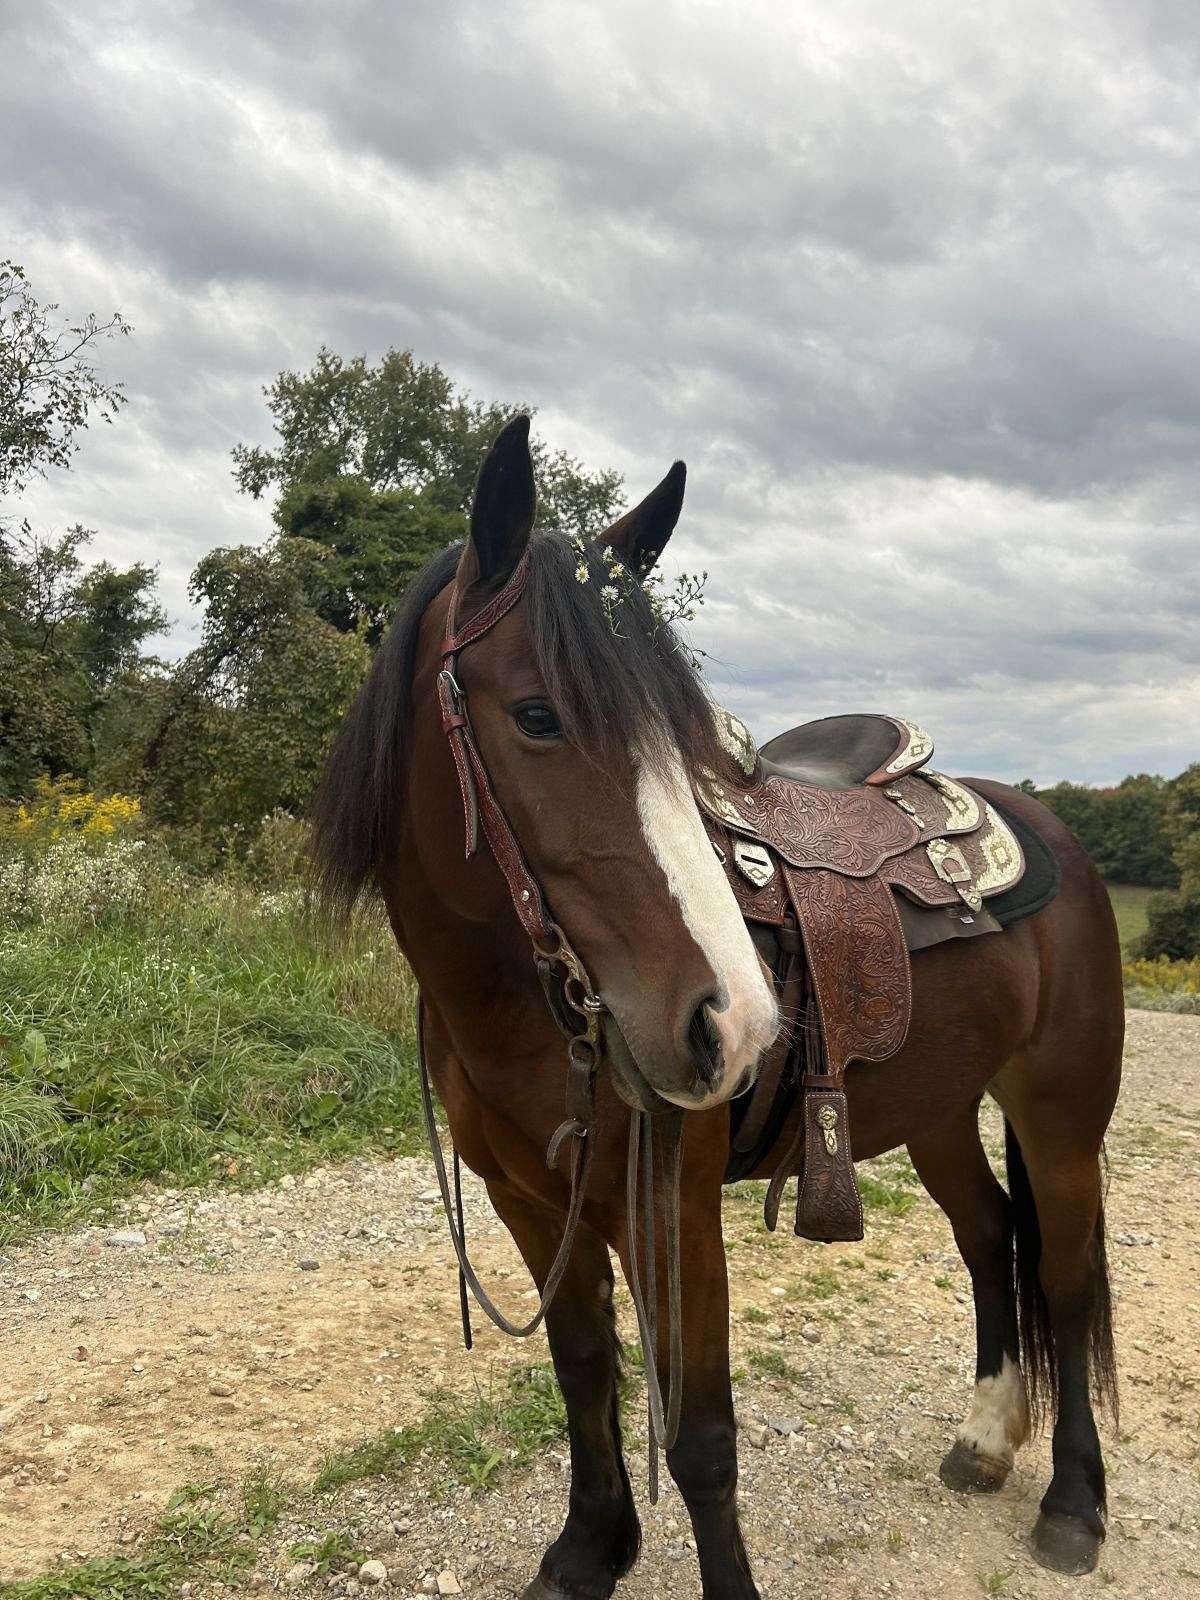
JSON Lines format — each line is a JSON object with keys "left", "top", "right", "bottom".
{"left": 309, "top": 532, "right": 730, "bottom": 915}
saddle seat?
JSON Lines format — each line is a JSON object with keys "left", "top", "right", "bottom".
{"left": 758, "top": 713, "right": 933, "bottom": 790}
{"left": 704, "top": 708, "right": 1044, "bottom": 1246}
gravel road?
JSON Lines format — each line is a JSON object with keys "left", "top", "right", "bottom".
{"left": 2, "top": 1008, "right": 1198, "bottom": 1598}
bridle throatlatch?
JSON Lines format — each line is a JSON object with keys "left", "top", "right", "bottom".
{"left": 417, "top": 548, "right": 683, "bottom": 1497}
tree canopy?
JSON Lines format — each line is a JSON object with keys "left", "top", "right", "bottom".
{"left": 0, "top": 259, "right": 131, "bottom": 498}
{"left": 0, "top": 522, "right": 165, "bottom": 798}
{"left": 231, "top": 346, "right": 624, "bottom": 643}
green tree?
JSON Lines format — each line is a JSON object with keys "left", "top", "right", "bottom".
{"left": 1164, "top": 763, "right": 1200, "bottom": 876}
{"left": 1138, "top": 762, "right": 1200, "bottom": 960}
{"left": 274, "top": 475, "right": 462, "bottom": 642}
{"left": 1099, "top": 774, "right": 1177, "bottom": 888}
{"left": 0, "top": 522, "right": 164, "bottom": 798}
{"left": 0, "top": 260, "right": 131, "bottom": 498}
{"left": 232, "top": 347, "right": 623, "bottom": 639}
{"left": 68, "top": 558, "right": 166, "bottom": 688}
{"left": 1035, "top": 776, "right": 1176, "bottom": 887}
{"left": 140, "top": 538, "right": 367, "bottom": 850}
{"left": 1036, "top": 782, "right": 1108, "bottom": 864}
{"left": 0, "top": 263, "right": 145, "bottom": 799}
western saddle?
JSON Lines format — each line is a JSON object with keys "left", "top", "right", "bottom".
{"left": 701, "top": 710, "right": 1038, "bottom": 1244}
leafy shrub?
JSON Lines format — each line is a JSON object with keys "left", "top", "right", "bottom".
{"left": 1122, "top": 956, "right": 1200, "bottom": 1014}
{"left": 242, "top": 807, "right": 312, "bottom": 887}
{"left": 1137, "top": 886, "right": 1200, "bottom": 962}
{"left": 0, "top": 832, "right": 180, "bottom": 928}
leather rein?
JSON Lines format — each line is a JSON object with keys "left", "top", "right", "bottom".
{"left": 417, "top": 547, "right": 683, "bottom": 1496}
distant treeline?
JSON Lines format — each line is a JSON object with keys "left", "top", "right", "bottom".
{"left": 1025, "top": 767, "right": 1200, "bottom": 960}
{"left": 1023, "top": 773, "right": 1186, "bottom": 888}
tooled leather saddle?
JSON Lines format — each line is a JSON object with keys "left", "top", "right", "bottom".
{"left": 701, "top": 712, "right": 1060, "bottom": 1244}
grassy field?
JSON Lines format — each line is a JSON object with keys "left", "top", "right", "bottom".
{"left": 1106, "top": 881, "right": 1156, "bottom": 953}
{"left": 2, "top": 831, "right": 1195, "bottom": 1248}
{"left": 0, "top": 853, "right": 420, "bottom": 1244}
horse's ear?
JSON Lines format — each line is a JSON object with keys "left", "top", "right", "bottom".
{"left": 466, "top": 414, "right": 536, "bottom": 584}
{"left": 600, "top": 461, "right": 686, "bottom": 575}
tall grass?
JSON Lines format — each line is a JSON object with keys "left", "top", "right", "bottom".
{"left": 0, "top": 859, "right": 420, "bottom": 1240}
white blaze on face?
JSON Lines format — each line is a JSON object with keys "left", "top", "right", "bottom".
{"left": 635, "top": 747, "right": 779, "bottom": 1106}
{"left": 956, "top": 1355, "right": 1030, "bottom": 1466}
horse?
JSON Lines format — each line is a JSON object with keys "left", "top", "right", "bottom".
{"left": 311, "top": 416, "right": 1122, "bottom": 1599}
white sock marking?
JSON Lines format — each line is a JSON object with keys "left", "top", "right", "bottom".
{"left": 956, "top": 1355, "right": 1030, "bottom": 1464}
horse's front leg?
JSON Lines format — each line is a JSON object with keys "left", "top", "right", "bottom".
{"left": 487, "top": 1183, "right": 641, "bottom": 1600}
{"left": 624, "top": 1139, "right": 760, "bottom": 1600}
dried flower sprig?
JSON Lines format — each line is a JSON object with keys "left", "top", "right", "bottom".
{"left": 570, "top": 534, "right": 708, "bottom": 667}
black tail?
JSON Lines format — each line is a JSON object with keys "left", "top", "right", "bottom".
{"left": 1004, "top": 1119, "right": 1118, "bottom": 1427}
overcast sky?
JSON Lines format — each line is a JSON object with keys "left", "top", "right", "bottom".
{"left": 4, "top": 0, "right": 1197, "bottom": 784}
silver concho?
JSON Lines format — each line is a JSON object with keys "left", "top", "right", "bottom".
{"left": 817, "top": 1104, "right": 839, "bottom": 1155}
{"left": 733, "top": 838, "right": 774, "bottom": 889}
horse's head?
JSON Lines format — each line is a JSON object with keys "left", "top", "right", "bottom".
{"left": 434, "top": 417, "right": 779, "bottom": 1110}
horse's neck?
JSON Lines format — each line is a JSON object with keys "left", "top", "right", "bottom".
{"left": 381, "top": 829, "right": 551, "bottom": 1067}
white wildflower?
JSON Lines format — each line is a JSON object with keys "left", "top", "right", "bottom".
{"left": 575, "top": 563, "right": 589, "bottom": 584}
{"left": 601, "top": 584, "right": 619, "bottom": 602}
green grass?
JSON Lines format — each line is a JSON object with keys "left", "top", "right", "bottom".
{"left": 1107, "top": 882, "right": 1155, "bottom": 953}
{"left": 4, "top": 1361, "right": 573, "bottom": 1597}
{"left": 747, "top": 1346, "right": 804, "bottom": 1383}
{"left": 312, "top": 1363, "right": 569, "bottom": 1497}
{"left": 0, "top": 881, "right": 421, "bottom": 1241}
{"left": 287, "top": 1530, "right": 365, "bottom": 1575}
{"left": 1, "top": 1500, "right": 257, "bottom": 1599}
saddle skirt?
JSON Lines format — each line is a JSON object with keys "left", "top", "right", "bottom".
{"left": 700, "top": 711, "right": 1038, "bottom": 1244}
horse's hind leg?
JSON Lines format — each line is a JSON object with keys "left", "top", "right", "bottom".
{"left": 996, "top": 1079, "right": 1118, "bottom": 1577}
{"left": 907, "top": 1101, "right": 1030, "bottom": 1493}
{"left": 488, "top": 1186, "right": 640, "bottom": 1600}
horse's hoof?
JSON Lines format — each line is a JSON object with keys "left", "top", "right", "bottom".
{"left": 939, "top": 1438, "right": 1010, "bottom": 1494}
{"left": 1031, "top": 1513, "right": 1103, "bottom": 1575}
{"left": 521, "top": 1578, "right": 599, "bottom": 1600}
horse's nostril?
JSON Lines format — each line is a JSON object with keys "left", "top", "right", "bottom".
{"left": 687, "top": 998, "right": 724, "bottom": 1089}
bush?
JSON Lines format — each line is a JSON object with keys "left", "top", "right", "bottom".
{"left": 0, "top": 832, "right": 181, "bottom": 928}
{"left": 0, "top": 773, "right": 142, "bottom": 849}
{"left": 1122, "top": 956, "right": 1200, "bottom": 1014}
{"left": 242, "top": 807, "right": 312, "bottom": 887}
{"left": 1137, "top": 886, "right": 1200, "bottom": 962}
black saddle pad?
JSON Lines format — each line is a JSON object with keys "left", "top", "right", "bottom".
{"left": 985, "top": 795, "right": 1062, "bottom": 926}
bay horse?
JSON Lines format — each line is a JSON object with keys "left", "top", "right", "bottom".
{"left": 311, "top": 417, "right": 1122, "bottom": 1598}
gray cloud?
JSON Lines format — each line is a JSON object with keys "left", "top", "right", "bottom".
{"left": 2, "top": 0, "right": 1197, "bottom": 782}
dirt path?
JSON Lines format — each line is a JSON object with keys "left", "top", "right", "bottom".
{"left": 2, "top": 1009, "right": 1199, "bottom": 1597}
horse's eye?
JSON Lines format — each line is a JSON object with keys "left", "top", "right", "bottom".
{"left": 513, "top": 701, "right": 562, "bottom": 740}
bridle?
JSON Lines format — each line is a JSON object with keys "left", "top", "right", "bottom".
{"left": 417, "top": 544, "right": 684, "bottom": 1495}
